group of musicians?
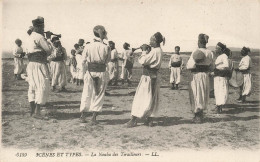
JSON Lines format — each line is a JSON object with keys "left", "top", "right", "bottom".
{"left": 12, "top": 16, "right": 252, "bottom": 126}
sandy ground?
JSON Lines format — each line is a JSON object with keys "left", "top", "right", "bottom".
{"left": 1, "top": 53, "right": 259, "bottom": 152}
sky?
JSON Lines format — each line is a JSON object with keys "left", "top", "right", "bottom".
{"left": 1, "top": 0, "right": 260, "bottom": 55}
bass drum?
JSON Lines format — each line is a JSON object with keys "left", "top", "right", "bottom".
{"left": 229, "top": 70, "right": 244, "bottom": 87}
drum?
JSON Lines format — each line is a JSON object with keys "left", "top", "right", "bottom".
{"left": 229, "top": 70, "right": 244, "bottom": 87}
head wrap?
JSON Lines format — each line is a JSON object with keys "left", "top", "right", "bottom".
{"left": 175, "top": 46, "right": 180, "bottom": 50}
{"left": 153, "top": 32, "right": 165, "bottom": 45}
{"left": 241, "top": 47, "right": 250, "bottom": 56}
{"left": 223, "top": 48, "right": 231, "bottom": 57}
{"left": 198, "top": 33, "right": 209, "bottom": 45}
{"left": 108, "top": 41, "right": 115, "bottom": 45}
{"left": 123, "top": 42, "right": 130, "bottom": 49}
{"left": 32, "top": 16, "right": 44, "bottom": 27}
{"left": 140, "top": 44, "right": 150, "bottom": 51}
{"left": 93, "top": 25, "right": 107, "bottom": 40}
{"left": 74, "top": 43, "right": 79, "bottom": 49}
{"left": 15, "top": 39, "right": 22, "bottom": 45}
{"left": 78, "top": 39, "right": 84, "bottom": 44}
{"left": 193, "top": 49, "right": 206, "bottom": 63}
{"left": 71, "top": 49, "right": 76, "bottom": 55}
{"left": 217, "top": 42, "right": 226, "bottom": 51}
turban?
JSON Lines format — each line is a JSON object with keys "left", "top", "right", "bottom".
{"left": 140, "top": 44, "right": 150, "bottom": 51}
{"left": 217, "top": 42, "right": 226, "bottom": 51}
{"left": 93, "top": 25, "right": 107, "bottom": 40}
{"left": 193, "top": 49, "right": 206, "bottom": 63}
{"left": 198, "top": 33, "right": 209, "bottom": 44}
{"left": 71, "top": 49, "right": 76, "bottom": 55}
{"left": 74, "top": 43, "right": 79, "bottom": 49}
{"left": 78, "top": 39, "right": 84, "bottom": 44}
{"left": 241, "top": 47, "right": 250, "bottom": 56}
{"left": 175, "top": 46, "right": 180, "bottom": 50}
{"left": 108, "top": 41, "right": 115, "bottom": 45}
{"left": 153, "top": 32, "right": 165, "bottom": 45}
{"left": 123, "top": 42, "right": 130, "bottom": 49}
{"left": 32, "top": 17, "right": 44, "bottom": 27}
{"left": 223, "top": 48, "right": 231, "bottom": 57}
{"left": 15, "top": 39, "right": 22, "bottom": 44}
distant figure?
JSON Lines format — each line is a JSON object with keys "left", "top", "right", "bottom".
{"left": 120, "top": 43, "right": 139, "bottom": 85}
{"left": 75, "top": 43, "right": 84, "bottom": 85}
{"left": 186, "top": 33, "right": 214, "bottom": 123}
{"left": 236, "top": 47, "right": 252, "bottom": 103}
{"left": 69, "top": 49, "right": 77, "bottom": 84}
{"left": 107, "top": 41, "right": 119, "bottom": 86}
{"left": 127, "top": 32, "right": 165, "bottom": 128}
{"left": 168, "top": 46, "right": 184, "bottom": 90}
{"left": 26, "top": 16, "right": 53, "bottom": 118}
{"left": 213, "top": 42, "right": 230, "bottom": 113}
{"left": 13, "top": 39, "right": 25, "bottom": 80}
{"left": 48, "top": 39, "right": 67, "bottom": 92}
{"left": 79, "top": 25, "right": 111, "bottom": 125}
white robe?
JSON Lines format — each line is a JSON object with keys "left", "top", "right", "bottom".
{"left": 214, "top": 54, "right": 229, "bottom": 106}
{"left": 76, "top": 54, "right": 84, "bottom": 80}
{"left": 169, "top": 54, "right": 183, "bottom": 84}
{"left": 13, "top": 46, "right": 24, "bottom": 74}
{"left": 49, "top": 47, "right": 67, "bottom": 87}
{"left": 131, "top": 48, "right": 163, "bottom": 118}
{"left": 26, "top": 32, "right": 52, "bottom": 105}
{"left": 80, "top": 39, "right": 111, "bottom": 112}
{"left": 120, "top": 49, "right": 134, "bottom": 80}
{"left": 186, "top": 48, "right": 214, "bottom": 113}
{"left": 239, "top": 55, "right": 252, "bottom": 96}
{"left": 107, "top": 49, "right": 119, "bottom": 80}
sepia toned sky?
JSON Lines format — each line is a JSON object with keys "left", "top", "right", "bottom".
{"left": 2, "top": 0, "right": 260, "bottom": 54}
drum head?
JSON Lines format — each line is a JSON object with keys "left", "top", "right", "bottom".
{"left": 229, "top": 70, "right": 244, "bottom": 87}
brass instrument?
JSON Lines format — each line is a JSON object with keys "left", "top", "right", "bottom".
{"left": 44, "top": 31, "right": 62, "bottom": 38}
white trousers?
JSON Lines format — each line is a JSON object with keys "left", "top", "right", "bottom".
{"left": 80, "top": 71, "right": 109, "bottom": 112}
{"left": 50, "top": 61, "right": 67, "bottom": 87}
{"left": 214, "top": 76, "right": 229, "bottom": 106}
{"left": 189, "top": 72, "right": 209, "bottom": 113}
{"left": 70, "top": 66, "right": 77, "bottom": 79}
{"left": 27, "top": 62, "right": 50, "bottom": 105}
{"left": 131, "top": 75, "right": 160, "bottom": 118}
{"left": 14, "top": 58, "right": 24, "bottom": 74}
{"left": 242, "top": 73, "right": 252, "bottom": 96}
{"left": 170, "top": 67, "right": 181, "bottom": 84}
{"left": 107, "top": 62, "right": 119, "bottom": 81}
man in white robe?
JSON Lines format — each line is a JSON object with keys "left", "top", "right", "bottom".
{"left": 236, "top": 47, "right": 252, "bottom": 103}
{"left": 169, "top": 46, "right": 184, "bottom": 90}
{"left": 26, "top": 16, "right": 53, "bottom": 118}
{"left": 213, "top": 42, "right": 230, "bottom": 113}
{"left": 127, "top": 32, "right": 165, "bottom": 128}
{"left": 79, "top": 25, "right": 111, "bottom": 125}
{"left": 13, "top": 39, "right": 25, "bottom": 80}
{"left": 186, "top": 34, "right": 214, "bottom": 123}
{"left": 107, "top": 41, "right": 119, "bottom": 86}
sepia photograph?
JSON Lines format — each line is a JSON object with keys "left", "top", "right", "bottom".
{"left": 1, "top": 0, "right": 260, "bottom": 161}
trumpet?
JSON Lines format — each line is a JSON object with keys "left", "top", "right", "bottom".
{"left": 44, "top": 31, "right": 62, "bottom": 38}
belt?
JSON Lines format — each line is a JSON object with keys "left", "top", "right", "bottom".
{"left": 88, "top": 62, "right": 106, "bottom": 72}
{"left": 171, "top": 61, "right": 181, "bottom": 67}
{"left": 28, "top": 51, "right": 47, "bottom": 63}
{"left": 52, "top": 56, "right": 64, "bottom": 62}
{"left": 214, "top": 69, "right": 230, "bottom": 77}
{"left": 142, "top": 66, "right": 159, "bottom": 76}
{"left": 239, "top": 69, "right": 250, "bottom": 74}
{"left": 110, "top": 59, "right": 118, "bottom": 62}
{"left": 191, "top": 65, "right": 210, "bottom": 73}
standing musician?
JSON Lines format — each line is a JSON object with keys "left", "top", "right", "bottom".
{"left": 127, "top": 32, "right": 165, "bottom": 128}
{"left": 107, "top": 41, "right": 119, "bottom": 86}
{"left": 79, "top": 25, "right": 111, "bottom": 125}
{"left": 235, "top": 47, "right": 252, "bottom": 103}
{"left": 13, "top": 39, "right": 25, "bottom": 80}
{"left": 48, "top": 38, "right": 68, "bottom": 92}
{"left": 186, "top": 34, "right": 214, "bottom": 123}
{"left": 26, "top": 16, "right": 53, "bottom": 118}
